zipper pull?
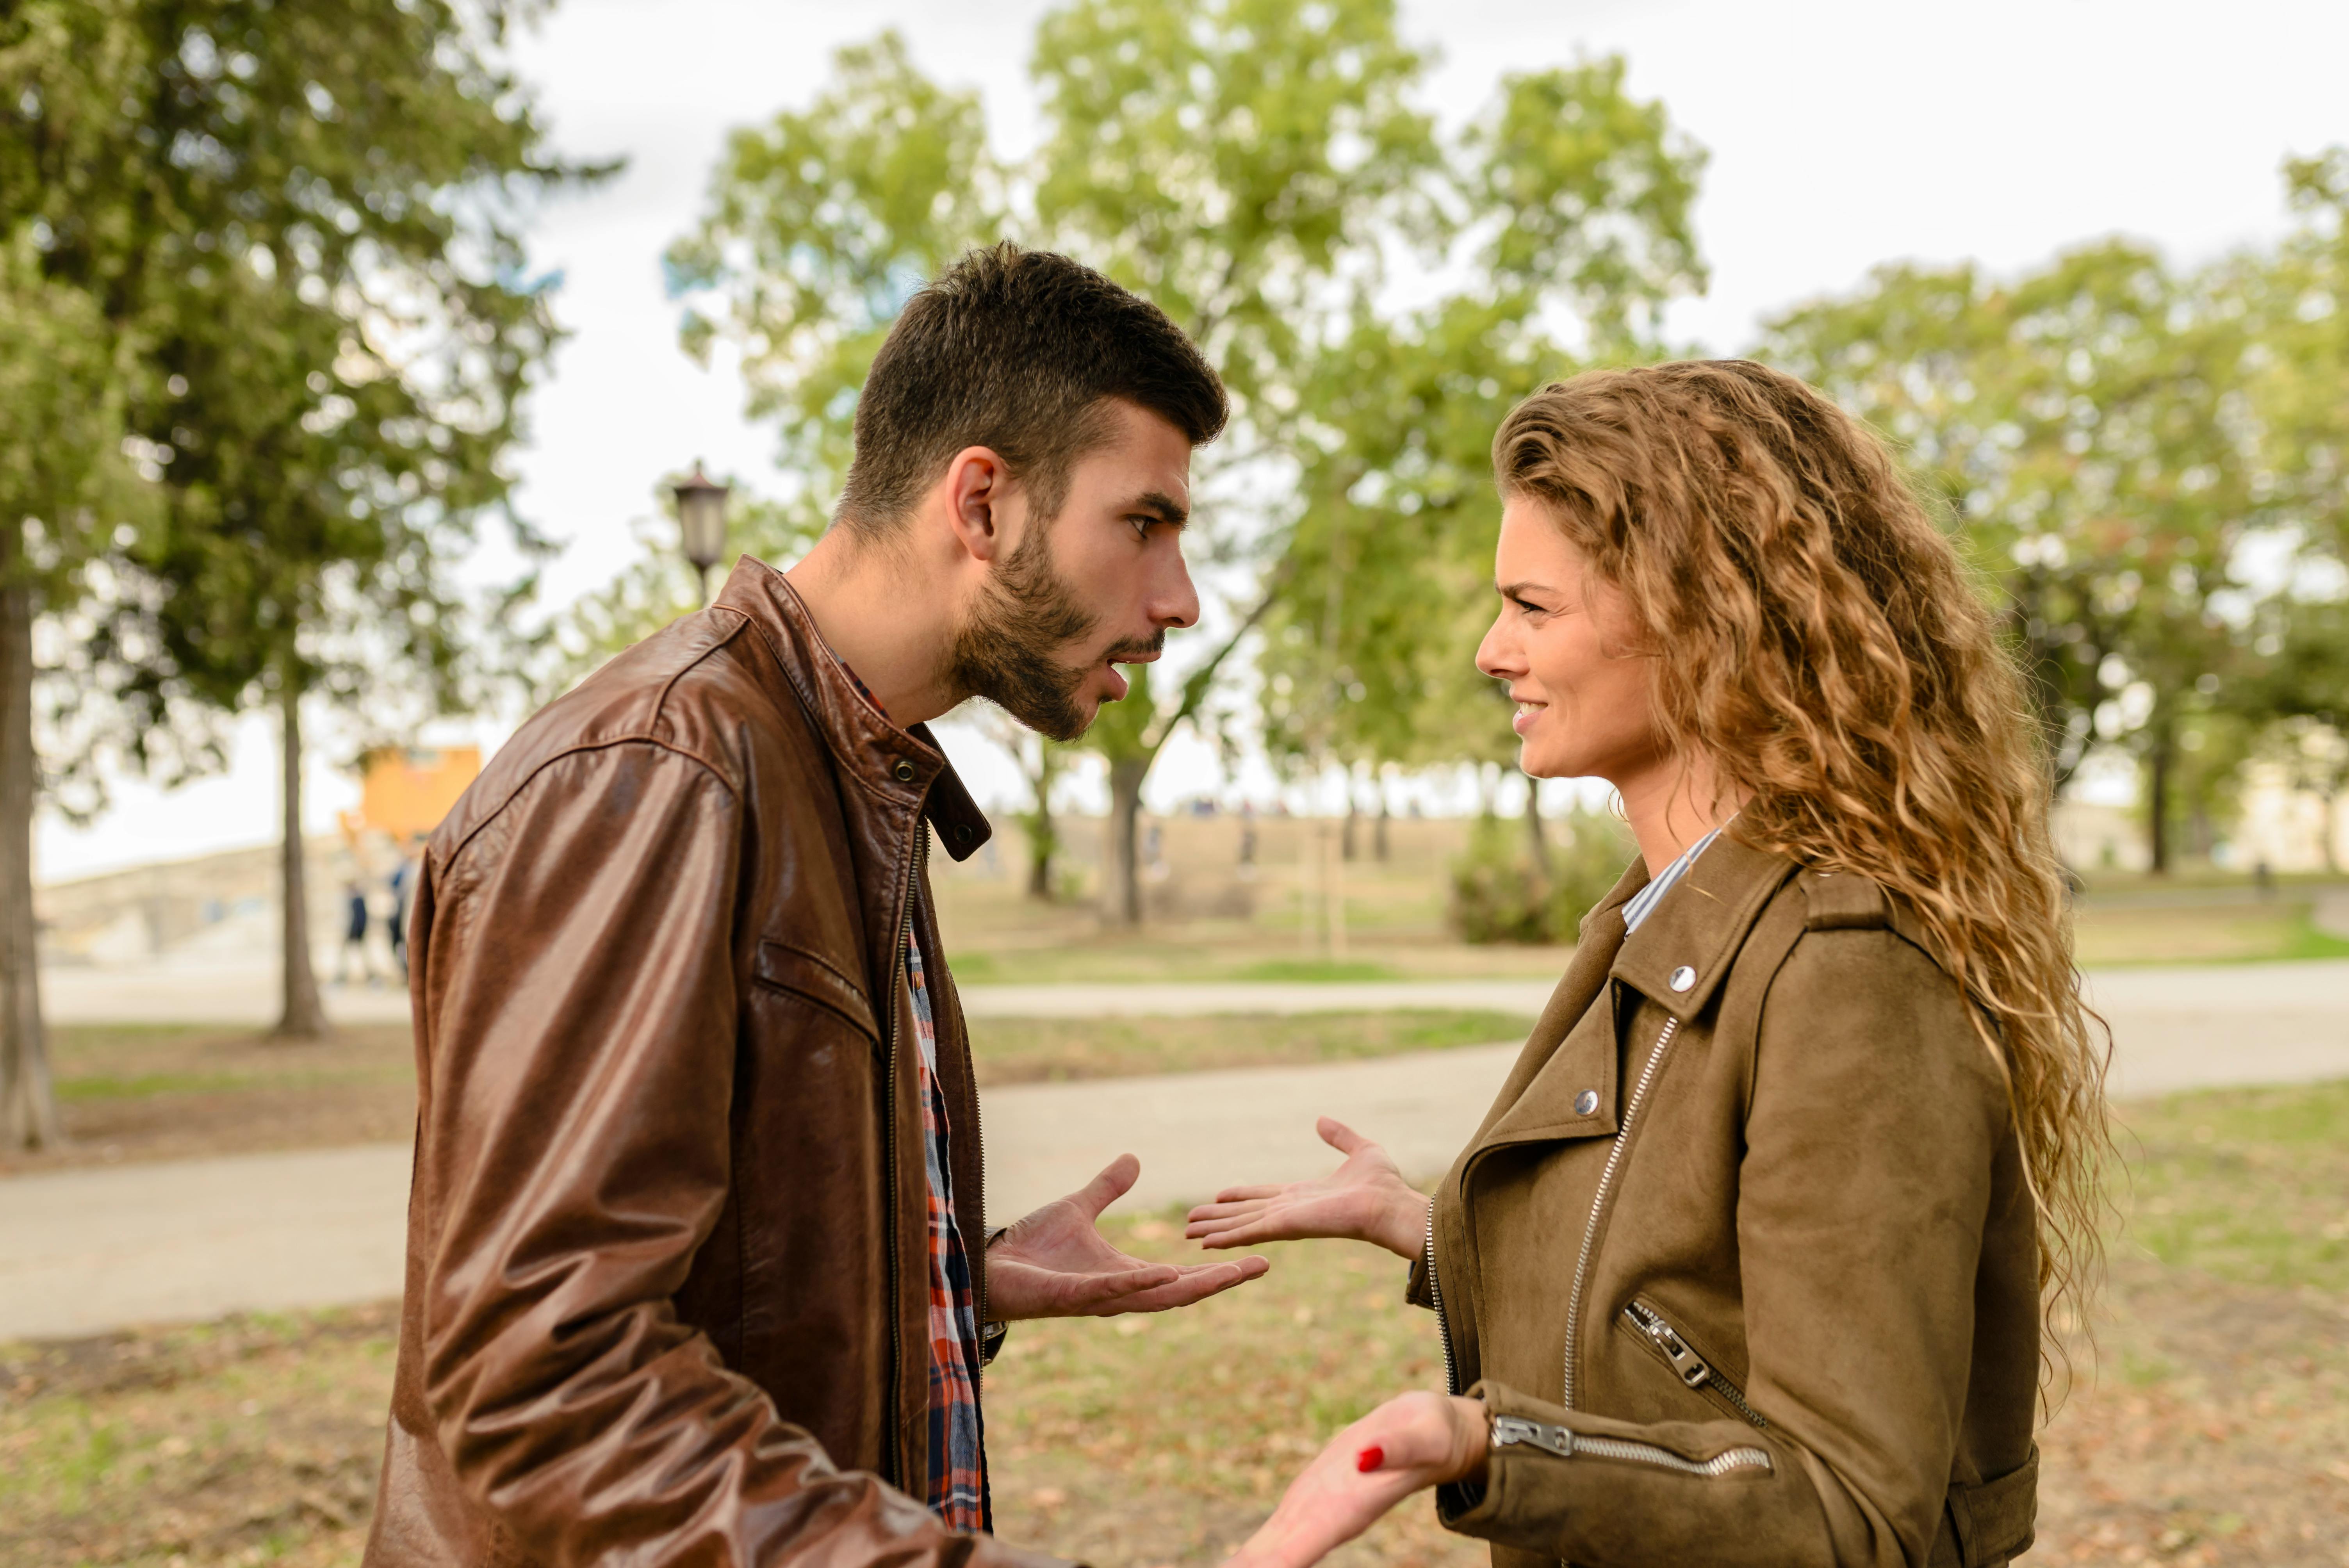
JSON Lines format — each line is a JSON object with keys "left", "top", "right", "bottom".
{"left": 1489, "top": 1415, "right": 1576, "bottom": 1459}
{"left": 1625, "top": 1303, "right": 1714, "bottom": 1390}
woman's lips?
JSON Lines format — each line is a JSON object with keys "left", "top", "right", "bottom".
{"left": 1512, "top": 700, "right": 1544, "bottom": 736}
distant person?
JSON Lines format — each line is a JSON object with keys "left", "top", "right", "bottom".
{"left": 335, "top": 879, "right": 373, "bottom": 986}
{"left": 386, "top": 847, "right": 417, "bottom": 976}
{"left": 1195, "top": 362, "right": 2106, "bottom": 1568}
{"left": 364, "top": 245, "right": 1269, "bottom": 1567}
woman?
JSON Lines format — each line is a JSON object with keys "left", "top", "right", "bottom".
{"left": 1206, "top": 361, "right": 2107, "bottom": 1568}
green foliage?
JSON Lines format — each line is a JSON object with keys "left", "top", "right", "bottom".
{"left": 0, "top": 227, "right": 154, "bottom": 600}
{"left": 1256, "top": 59, "right": 1706, "bottom": 775}
{"left": 1028, "top": 0, "right": 1439, "bottom": 426}
{"left": 1760, "top": 244, "right": 2267, "bottom": 797}
{"left": 1448, "top": 807, "right": 1633, "bottom": 945}
{"left": 5, "top": 0, "right": 593, "bottom": 785}
{"left": 667, "top": 31, "right": 994, "bottom": 546}
{"left": 661, "top": 7, "right": 1704, "bottom": 840}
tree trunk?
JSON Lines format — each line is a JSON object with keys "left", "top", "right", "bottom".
{"left": 1105, "top": 756, "right": 1148, "bottom": 928}
{"left": 2325, "top": 789, "right": 2342, "bottom": 876}
{"left": 274, "top": 675, "right": 330, "bottom": 1039}
{"left": 1022, "top": 746, "right": 1060, "bottom": 902}
{"left": 2145, "top": 729, "right": 2173, "bottom": 877}
{"left": 1341, "top": 794, "right": 1358, "bottom": 862}
{"left": 0, "top": 547, "right": 61, "bottom": 1151}
{"left": 1374, "top": 795, "right": 1390, "bottom": 862}
{"left": 1523, "top": 780, "right": 1552, "bottom": 877}
{"left": 1025, "top": 813, "right": 1055, "bottom": 900}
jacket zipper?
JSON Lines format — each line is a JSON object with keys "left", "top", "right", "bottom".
{"left": 1424, "top": 1197, "right": 1457, "bottom": 1396}
{"left": 1562, "top": 1015, "right": 1679, "bottom": 1411}
{"left": 880, "top": 826, "right": 926, "bottom": 1484}
{"left": 1620, "top": 1300, "right": 1767, "bottom": 1428}
{"left": 1491, "top": 1414, "right": 1770, "bottom": 1478}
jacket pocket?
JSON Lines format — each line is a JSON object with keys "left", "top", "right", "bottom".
{"left": 753, "top": 939, "right": 881, "bottom": 1043}
{"left": 1618, "top": 1297, "right": 1767, "bottom": 1429}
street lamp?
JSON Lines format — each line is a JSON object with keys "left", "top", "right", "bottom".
{"left": 672, "top": 461, "right": 731, "bottom": 606}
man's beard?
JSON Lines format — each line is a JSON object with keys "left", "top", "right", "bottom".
{"left": 946, "top": 526, "right": 1160, "bottom": 741}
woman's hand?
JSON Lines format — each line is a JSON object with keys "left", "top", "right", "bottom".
{"left": 1225, "top": 1392, "right": 1490, "bottom": 1568}
{"left": 1186, "top": 1117, "right": 1429, "bottom": 1260}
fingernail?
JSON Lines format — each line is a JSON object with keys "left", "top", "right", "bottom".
{"left": 1356, "top": 1445, "right": 1385, "bottom": 1472}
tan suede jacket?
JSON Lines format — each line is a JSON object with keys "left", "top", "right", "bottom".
{"left": 1409, "top": 836, "right": 2041, "bottom": 1568}
{"left": 364, "top": 558, "right": 1065, "bottom": 1568}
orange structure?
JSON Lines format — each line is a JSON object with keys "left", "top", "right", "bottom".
{"left": 357, "top": 746, "right": 482, "bottom": 841}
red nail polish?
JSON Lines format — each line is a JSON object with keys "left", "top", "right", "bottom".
{"left": 1356, "top": 1445, "right": 1384, "bottom": 1472}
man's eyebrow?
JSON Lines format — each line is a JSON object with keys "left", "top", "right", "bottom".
{"left": 1126, "top": 489, "right": 1189, "bottom": 526}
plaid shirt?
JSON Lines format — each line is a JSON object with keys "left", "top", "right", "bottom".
{"left": 834, "top": 658, "right": 989, "bottom": 1531}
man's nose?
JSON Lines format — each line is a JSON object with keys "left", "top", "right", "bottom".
{"left": 1155, "top": 551, "right": 1201, "bottom": 630}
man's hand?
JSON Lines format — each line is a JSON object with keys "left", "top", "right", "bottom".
{"left": 1226, "top": 1392, "right": 1489, "bottom": 1568}
{"left": 1184, "top": 1117, "right": 1427, "bottom": 1261}
{"left": 987, "top": 1154, "right": 1270, "bottom": 1321}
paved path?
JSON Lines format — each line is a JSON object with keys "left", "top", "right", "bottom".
{"left": 7, "top": 960, "right": 2346, "bottom": 1342}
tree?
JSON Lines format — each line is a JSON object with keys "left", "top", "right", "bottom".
{"left": 666, "top": 7, "right": 1704, "bottom": 924}
{"left": 1253, "top": 58, "right": 1704, "bottom": 879}
{"left": 1760, "top": 242, "right": 2275, "bottom": 873}
{"left": 0, "top": 228, "right": 154, "bottom": 1147}
{"left": 10, "top": 0, "right": 586, "bottom": 1050}
{"left": 2247, "top": 597, "right": 2349, "bottom": 870}
{"left": 973, "top": 710, "right": 1073, "bottom": 900}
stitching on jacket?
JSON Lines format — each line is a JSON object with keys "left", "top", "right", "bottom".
{"left": 440, "top": 736, "right": 740, "bottom": 876}
{"left": 645, "top": 611, "right": 754, "bottom": 761}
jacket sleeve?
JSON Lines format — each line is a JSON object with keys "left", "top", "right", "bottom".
{"left": 412, "top": 742, "right": 1065, "bottom": 1568}
{"left": 1442, "top": 925, "right": 2011, "bottom": 1567}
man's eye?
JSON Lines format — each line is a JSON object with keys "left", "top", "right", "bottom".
{"left": 1130, "top": 517, "right": 1152, "bottom": 542}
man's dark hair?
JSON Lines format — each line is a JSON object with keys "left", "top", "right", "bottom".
{"left": 835, "top": 243, "right": 1228, "bottom": 536}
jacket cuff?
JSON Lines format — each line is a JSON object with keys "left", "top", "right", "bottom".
{"left": 1404, "top": 1249, "right": 1434, "bottom": 1311}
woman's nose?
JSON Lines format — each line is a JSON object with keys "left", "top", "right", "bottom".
{"left": 1475, "top": 611, "right": 1519, "bottom": 679}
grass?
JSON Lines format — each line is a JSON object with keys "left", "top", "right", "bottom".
{"left": 2109, "top": 1077, "right": 2349, "bottom": 1292}
{"left": 968, "top": 1010, "right": 1532, "bottom": 1085}
{"left": 2073, "top": 903, "right": 2349, "bottom": 966}
{"left": 8, "top": 1077, "right": 2345, "bottom": 1566}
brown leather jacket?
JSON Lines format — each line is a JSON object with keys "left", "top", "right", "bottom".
{"left": 364, "top": 558, "right": 1066, "bottom": 1568}
{"left": 1410, "top": 835, "right": 2041, "bottom": 1568}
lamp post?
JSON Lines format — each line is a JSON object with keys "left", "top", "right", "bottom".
{"left": 672, "top": 461, "right": 731, "bottom": 606}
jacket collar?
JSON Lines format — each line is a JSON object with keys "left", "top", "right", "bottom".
{"left": 1610, "top": 830, "right": 1799, "bottom": 1021}
{"left": 710, "top": 555, "right": 994, "bottom": 862}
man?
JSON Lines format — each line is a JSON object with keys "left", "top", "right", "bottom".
{"left": 364, "top": 244, "right": 1268, "bottom": 1566}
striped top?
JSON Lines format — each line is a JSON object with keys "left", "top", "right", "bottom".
{"left": 1621, "top": 825, "right": 1727, "bottom": 934}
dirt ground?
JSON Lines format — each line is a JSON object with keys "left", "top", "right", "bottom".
{"left": 7, "top": 1070, "right": 2347, "bottom": 1568}
{"left": 2, "top": 1256, "right": 2341, "bottom": 1567}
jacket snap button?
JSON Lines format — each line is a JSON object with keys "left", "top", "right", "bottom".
{"left": 893, "top": 759, "right": 916, "bottom": 782}
{"left": 1574, "top": 1089, "right": 1599, "bottom": 1116}
{"left": 955, "top": 823, "right": 973, "bottom": 843}
{"left": 1668, "top": 964, "right": 1697, "bottom": 992}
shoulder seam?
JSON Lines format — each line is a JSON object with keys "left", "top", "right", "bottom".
{"left": 441, "top": 736, "right": 739, "bottom": 871}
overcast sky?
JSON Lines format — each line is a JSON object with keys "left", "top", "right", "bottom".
{"left": 37, "top": 0, "right": 2349, "bottom": 882}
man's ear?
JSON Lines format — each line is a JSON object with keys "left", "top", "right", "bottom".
{"left": 941, "top": 445, "right": 1017, "bottom": 564}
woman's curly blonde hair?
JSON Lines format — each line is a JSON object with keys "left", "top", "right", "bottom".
{"left": 1493, "top": 358, "right": 2110, "bottom": 1368}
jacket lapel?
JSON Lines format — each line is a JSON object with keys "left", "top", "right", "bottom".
{"left": 1466, "top": 855, "right": 1647, "bottom": 1151}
